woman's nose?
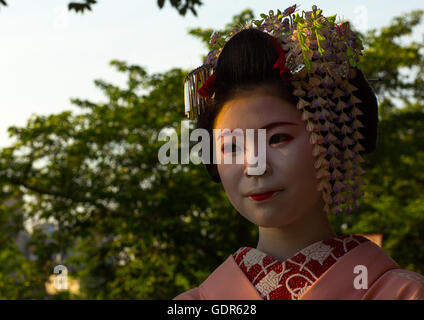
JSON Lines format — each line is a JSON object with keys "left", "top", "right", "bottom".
{"left": 243, "top": 129, "right": 269, "bottom": 177}
{"left": 244, "top": 161, "right": 272, "bottom": 177}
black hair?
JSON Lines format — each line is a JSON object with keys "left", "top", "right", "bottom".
{"left": 196, "top": 28, "right": 378, "bottom": 183}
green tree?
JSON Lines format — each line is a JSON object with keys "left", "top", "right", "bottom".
{"left": 188, "top": 8, "right": 255, "bottom": 55}
{"left": 357, "top": 10, "right": 424, "bottom": 120}
{"left": 0, "top": 60, "right": 255, "bottom": 298}
{"left": 0, "top": 185, "right": 46, "bottom": 298}
{"left": 0, "top": 0, "right": 203, "bottom": 16}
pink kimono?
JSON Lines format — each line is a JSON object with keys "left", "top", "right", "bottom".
{"left": 173, "top": 234, "right": 424, "bottom": 300}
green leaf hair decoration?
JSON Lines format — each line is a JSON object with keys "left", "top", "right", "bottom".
{"left": 186, "top": 4, "right": 368, "bottom": 216}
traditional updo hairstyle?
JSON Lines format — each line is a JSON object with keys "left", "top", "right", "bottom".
{"left": 196, "top": 28, "right": 378, "bottom": 188}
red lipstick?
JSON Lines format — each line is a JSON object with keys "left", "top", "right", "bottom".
{"left": 249, "top": 191, "right": 276, "bottom": 201}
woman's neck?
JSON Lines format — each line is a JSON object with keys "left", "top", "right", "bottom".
{"left": 256, "top": 207, "right": 337, "bottom": 262}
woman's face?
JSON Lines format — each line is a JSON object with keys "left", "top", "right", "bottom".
{"left": 214, "top": 92, "right": 325, "bottom": 228}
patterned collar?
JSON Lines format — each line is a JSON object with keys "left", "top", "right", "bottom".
{"left": 233, "top": 234, "right": 370, "bottom": 300}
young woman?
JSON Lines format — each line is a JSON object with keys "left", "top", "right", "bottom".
{"left": 174, "top": 5, "right": 424, "bottom": 300}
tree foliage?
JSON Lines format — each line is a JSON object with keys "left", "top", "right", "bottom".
{"left": 0, "top": 9, "right": 423, "bottom": 298}
{"left": 357, "top": 9, "right": 424, "bottom": 119}
{"left": 188, "top": 9, "right": 255, "bottom": 61}
{"left": 0, "top": 0, "right": 203, "bottom": 16}
{"left": 0, "top": 60, "right": 254, "bottom": 298}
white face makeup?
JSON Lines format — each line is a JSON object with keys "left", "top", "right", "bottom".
{"left": 214, "top": 93, "right": 325, "bottom": 228}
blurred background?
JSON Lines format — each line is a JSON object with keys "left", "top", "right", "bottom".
{"left": 0, "top": 0, "right": 423, "bottom": 299}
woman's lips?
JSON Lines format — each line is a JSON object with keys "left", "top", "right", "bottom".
{"left": 249, "top": 190, "right": 282, "bottom": 201}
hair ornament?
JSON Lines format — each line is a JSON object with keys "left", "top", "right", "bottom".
{"left": 184, "top": 4, "right": 379, "bottom": 216}
{"left": 269, "top": 35, "right": 293, "bottom": 81}
{"left": 184, "top": 64, "right": 214, "bottom": 120}
{"left": 198, "top": 71, "right": 216, "bottom": 99}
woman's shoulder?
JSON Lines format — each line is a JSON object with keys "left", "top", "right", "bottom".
{"left": 172, "top": 254, "right": 234, "bottom": 300}
{"left": 173, "top": 287, "right": 201, "bottom": 300}
{"left": 172, "top": 254, "right": 235, "bottom": 300}
{"left": 363, "top": 268, "right": 424, "bottom": 300}
{"left": 354, "top": 240, "right": 424, "bottom": 299}
{"left": 172, "top": 253, "right": 263, "bottom": 300}
{"left": 343, "top": 237, "right": 424, "bottom": 299}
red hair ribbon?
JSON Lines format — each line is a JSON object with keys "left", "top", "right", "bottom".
{"left": 269, "top": 35, "right": 293, "bottom": 82}
{"left": 198, "top": 72, "right": 216, "bottom": 99}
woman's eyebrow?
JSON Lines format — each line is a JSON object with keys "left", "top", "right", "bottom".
{"left": 217, "top": 121, "right": 297, "bottom": 141}
{"left": 260, "top": 121, "right": 298, "bottom": 130}
{"left": 217, "top": 129, "right": 243, "bottom": 141}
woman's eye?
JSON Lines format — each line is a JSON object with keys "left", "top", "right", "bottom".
{"left": 221, "top": 144, "right": 241, "bottom": 154}
{"left": 269, "top": 133, "right": 291, "bottom": 145}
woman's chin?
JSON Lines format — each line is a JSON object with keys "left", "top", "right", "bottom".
{"left": 248, "top": 208, "right": 298, "bottom": 228}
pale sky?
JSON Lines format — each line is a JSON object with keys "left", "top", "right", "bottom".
{"left": 0, "top": 0, "right": 423, "bottom": 148}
